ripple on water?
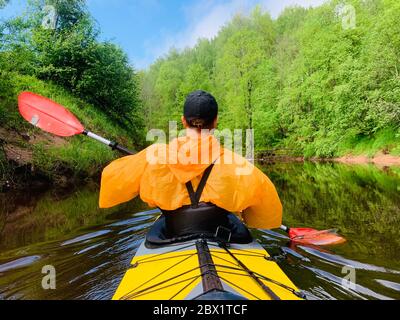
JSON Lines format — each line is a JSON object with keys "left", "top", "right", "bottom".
{"left": 305, "top": 266, "right": 393, "bottom": 300}
{"left": 261, "top": 235, "right": 281, "bottom": 242}
{"left": 376, "top": 279, "right": 400, "bottom": 292}
{"left": 0, "top": 256, "right": 42, "bottom": 273}
{"left": 108, "top": 214, "right": 156, "bottom": 227}
{"left": 298, "top": 245, "right": 400, "bottom": 274}
{"left": 68, "top": 259, "right": 114, "bottom": 281}
{"left": 280, "top": 247, "right": 311, "bottom": 262}
{"left": 74, "top": 242, "right": 107, "bottom": 256}
{"left": 61, "top": 230, "right": 112, "bottom": 247}
{"left": 117, "top": 222, "right": 153, "bottom": 235}
{"left": 259, "top": 229, "right": 290, "bottom": 240}
{"left": 134, "top": 209, "right": 160, "bottom": 216}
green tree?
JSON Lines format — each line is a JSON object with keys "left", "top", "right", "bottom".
{"left": 1, "top": 0, "right": 144, "bottom": 144}
{"left": 177, "top": 64, "right": 211, "bottom": 106}
{"left": 26, "top": 0, "right": 143, "bottom": 131}
{"left": 216, "top": 26, "right": 268, "bottom": 130}
{"left": 154, "top": 51, "right": 184, "bottom": 129}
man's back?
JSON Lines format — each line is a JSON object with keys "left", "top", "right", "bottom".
{"left": 100, "top": 134, "right": 282, "bottom": 230}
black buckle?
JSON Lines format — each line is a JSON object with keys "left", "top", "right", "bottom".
{"left": 214, "top": 226, "right": 232, "bottom": 243}
{"left": 109, "top": 141, "right": 118, "bottom": 150}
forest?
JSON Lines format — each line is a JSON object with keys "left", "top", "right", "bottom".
{"left": 141, "top": 0, "right": 400, "bottom": 157}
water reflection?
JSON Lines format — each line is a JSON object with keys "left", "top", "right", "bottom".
{"left": 0, "top": 162, "right": 399, "bottom": 300}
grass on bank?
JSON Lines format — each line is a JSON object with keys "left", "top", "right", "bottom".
{"left": 258, "top": 126, "right": 400, "bottom": 160}
{"left": 337, "top": 127, "right": 400, "bottom": 158}
{"left": 0, "top": 72, "right": 140, "bottom": 181}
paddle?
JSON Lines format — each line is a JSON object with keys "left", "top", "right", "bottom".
{"left": 18, "top": 91, "right": 346, "bottom": 246}
{"left": 18, "top": 92, "right": 135, "bottom": 155}
{"left": 280, "top": 225, "right": 346, "bottom": 246}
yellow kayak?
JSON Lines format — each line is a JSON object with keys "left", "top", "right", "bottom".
{"left": 113, "top": 214, "right": 304, "bottom": 301}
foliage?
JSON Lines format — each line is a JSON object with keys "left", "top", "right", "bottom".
{"left": 0, "top": 72, "right": 139, "bottom": 186}
{"left": 1, "top": 0, "right": 144, "bottom": 141}
{"left": 0, "top": 0, "right": 146, "bottom": 186}
{"left": 141, "top": 0, "right": 400, "bottom": 157}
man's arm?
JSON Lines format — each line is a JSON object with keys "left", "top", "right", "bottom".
{"left": 99, "top": 150, "right": 148, "bottom": 208}
{"left": 241, "top": 169, "right": 283, "bottom": 230}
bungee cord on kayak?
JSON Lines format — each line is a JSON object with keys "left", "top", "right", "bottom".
{"left": 117, "top": 237, "right": 305, "bottom": 301}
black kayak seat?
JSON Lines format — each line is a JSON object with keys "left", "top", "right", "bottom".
{"left": 146, "top": 209, "right": 253, "bottom": 247}
{"left": 146, "top": 163, "right": 253, "bottom": 247}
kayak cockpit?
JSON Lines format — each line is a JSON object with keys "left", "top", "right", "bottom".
{"left": 113, "top": 205, "right": 305, "bottom": 301}
{"left": 145, "top": 206, "right": 253, "bottom": 248}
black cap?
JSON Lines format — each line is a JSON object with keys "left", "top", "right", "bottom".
{"left": 184, "top": 90, "right": 218, "bottom": 128}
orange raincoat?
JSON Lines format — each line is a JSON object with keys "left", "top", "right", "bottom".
{"left": 99, "top": 134, "right": 282, "bottom": 229}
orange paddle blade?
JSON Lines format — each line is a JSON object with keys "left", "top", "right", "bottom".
{"left": 18, "top": 92, "right": 85, "bottom": 137}
{"left": 289, "top": 228, "right": 346, "bottom": 246}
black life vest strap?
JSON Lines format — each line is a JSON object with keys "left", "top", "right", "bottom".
{"left": 186, "top": 164, "right": 215, "bottom": 208}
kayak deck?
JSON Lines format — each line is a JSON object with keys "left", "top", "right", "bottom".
{"left": 113, "top": 239, "right": 303, "bottom": 300}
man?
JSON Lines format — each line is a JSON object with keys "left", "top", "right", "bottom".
{"left": 99, "top": 90, "right": 282, "bottom": 232}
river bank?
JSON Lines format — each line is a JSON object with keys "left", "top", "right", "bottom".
{"left": 0, "top": 125, "right": 113, "bottom": 192}
{"left": 258, "top": 151, "right": 400, "bottom": 168}
{"left": 335, "top": 152, "right": 400, "bottom": 167}
{"left": 0, "top": 74, "right": 142, "bottom": 192}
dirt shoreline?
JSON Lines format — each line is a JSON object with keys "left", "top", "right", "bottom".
{"left": 258, "top": 152, "right": 400, "bottom": 167}
{"left": 334, "top": 152, "right": 400, "bottom": 167}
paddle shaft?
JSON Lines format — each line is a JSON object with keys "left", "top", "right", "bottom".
{"left": 83, "top": 130, "right": 135, "bottom": 155}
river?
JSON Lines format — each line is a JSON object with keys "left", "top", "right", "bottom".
{"left": 0, "top": 162, "right": 399, "bottom": 300}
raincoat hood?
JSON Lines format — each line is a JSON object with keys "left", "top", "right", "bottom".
{"left": 165, "top": 133, "right": 224, "bottom": 184}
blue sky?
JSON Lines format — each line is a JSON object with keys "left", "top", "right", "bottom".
{"left": 1, "top": 0, "right": 326, "bottom": 69}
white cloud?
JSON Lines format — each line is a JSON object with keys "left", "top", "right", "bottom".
{"left": 180, "top": 0, "right": 250, "bottom": 48}
{"left": 136, "top": 0, "right": 251, "bottom": 69}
